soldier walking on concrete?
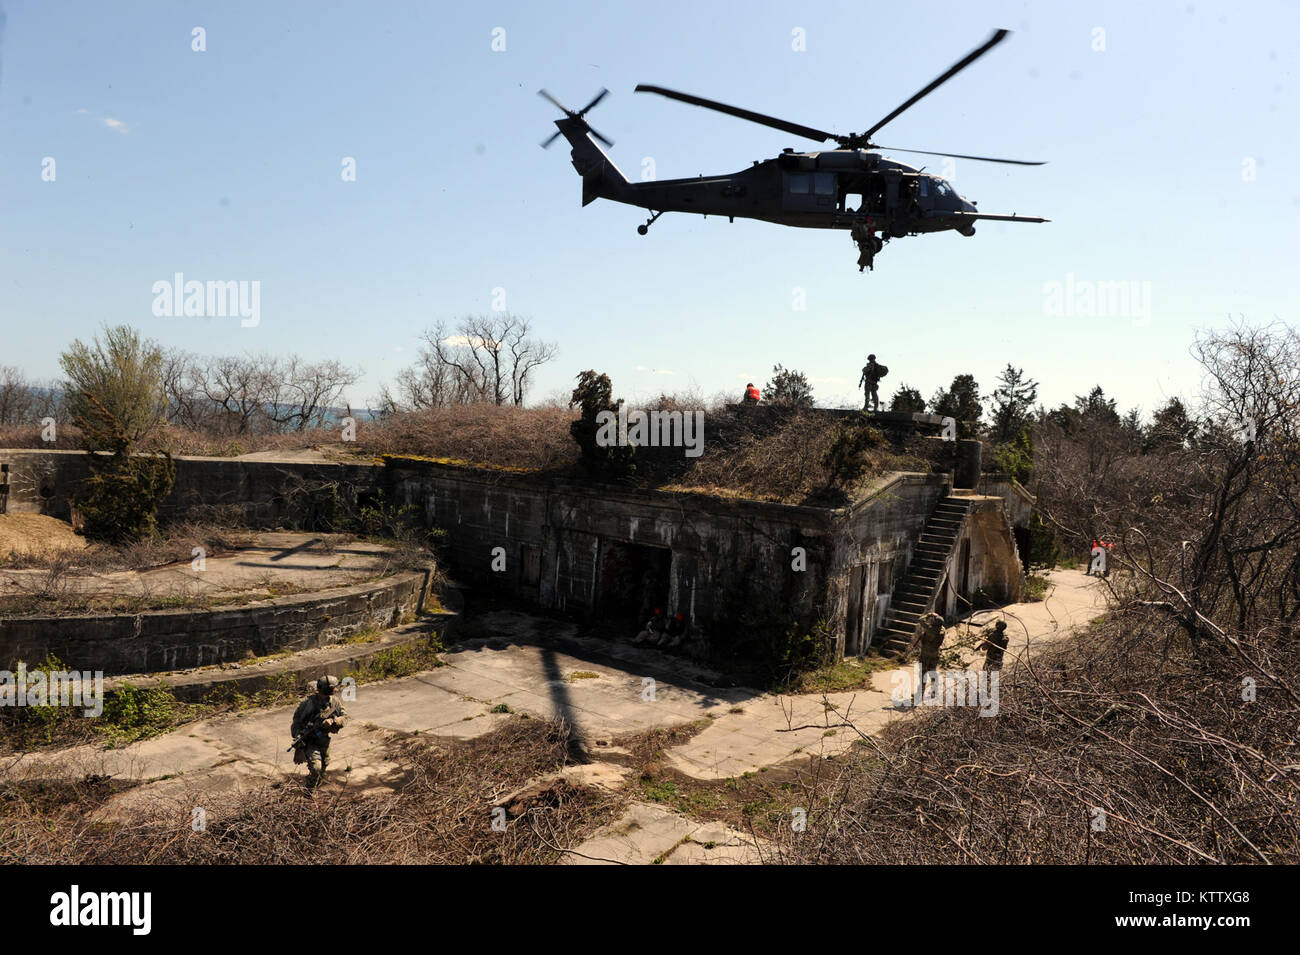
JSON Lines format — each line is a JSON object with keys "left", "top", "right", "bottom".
{"left": 290, "top": 675, "right": 348, "bottom": 792}
{"left": 917, "top": 611, "right": 945, "bottom": 694}
{"left": 859, "top": 355, "right": 888, "bottom": 412}
{"left": 975, "top": 619, "right": 1010, "bottom": 671}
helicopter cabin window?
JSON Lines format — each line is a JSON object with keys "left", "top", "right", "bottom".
{"left": 918, "top": 178, "right": 929, "bottom": 198}
{"left": 813, "top": 172, "right": 835, "bottom": 196}
{"left": 788, "top": 173, "right": 811, "bottom": 194}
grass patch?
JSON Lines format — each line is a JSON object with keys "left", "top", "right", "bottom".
{"left": 786, "top": 655, "right": 897, "bottom": 694}
{"left": 346, "top": 640, "right": 445, "bottom": 683}
{"left": 1023, "top": 574, "right": 1050, "bottom": 602}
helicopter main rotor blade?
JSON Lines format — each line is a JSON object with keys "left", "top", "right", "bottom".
{"left": 862, "top": 28, "right": 1009, "bottom": 140}
{"left": 877, "top": 144, "right": 1045, "bottom": 165}
{"left": 635, "top": 84, "right": 838, "bottom": 144}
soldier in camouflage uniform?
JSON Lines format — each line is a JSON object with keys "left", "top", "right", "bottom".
{"left": 917, "top": 611, "right": 945, "bottom": 693}
{"left": 859, "top": 355, "right": 888, "bottom": 412}
{"left": 975, "top": 619, "right": 1010, "bottom": 671}
{"left": 291, "top": 675, "right": 348, "bottom": 791}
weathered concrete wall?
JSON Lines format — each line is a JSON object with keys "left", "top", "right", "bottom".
{"left": 0, "top": 449, "right": 1027, "bottom": 668}
{"left": 977, "top": 472, "right": 1035, "bottom": 528}
{"left": 828, "top": 473, "right": 951, "bottom": 657}
{"left": 0, "top": 450, "right": 89, "bottom": 516}
{"left": 384, "top": 459, "right": 834, "bottom": 656}
{"left": 0, "top": 571, "right": 429, "bottom": 675}
{"left": 935, "top": 497, "right": 1024, "bottom": 618}
{"left": 0, "top": 449, "right": 381, "bottom": 526}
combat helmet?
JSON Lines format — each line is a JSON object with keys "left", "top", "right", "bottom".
{"left": 316, "top": 675, "right": 339, "bottom": 695}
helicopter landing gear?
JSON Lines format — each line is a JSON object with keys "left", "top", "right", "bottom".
{"left": 851, "top": 224, "right": 884, "bottom": 272}
{"left": 637, "top": 210, "right": 663, "bottom": 236}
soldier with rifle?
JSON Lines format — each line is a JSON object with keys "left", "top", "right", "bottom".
{"left": 916, "top": 611, "right": 945, "bottom": 696}
{"left": 289, "top": 675, "right": 348, "bottom": 791}
{"left": 974, "top": 619, "right": 1010, "bottom": 671}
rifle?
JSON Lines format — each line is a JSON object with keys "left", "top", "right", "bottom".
{"left": 287, "top": 701, "right": 341, "bottom": 753}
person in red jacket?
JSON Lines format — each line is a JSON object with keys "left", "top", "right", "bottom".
{"left": 742, "top": 383, "right": 760, "bottom": 405}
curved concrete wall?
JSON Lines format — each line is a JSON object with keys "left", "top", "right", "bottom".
{"left": 0, "top": 570, "right": 429, "bottom": 675}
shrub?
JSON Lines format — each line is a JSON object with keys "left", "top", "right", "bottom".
{"left": 75, "top": 453, "right": 176, "bottom": 544}
{"left": 822, "top": 417, "right": 885, "bottom": 488}
{"left": 101, "top": 683, "right": 180, "bottom": 733}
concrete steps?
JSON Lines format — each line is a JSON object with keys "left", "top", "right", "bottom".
{"left": 873, "top": 496, "right": 971, "bottom": 657}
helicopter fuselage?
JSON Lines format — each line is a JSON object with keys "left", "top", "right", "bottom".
{"left": 615, "top": 148, "right": 977, "bottom": 238}
{"left": 557, "top": 113, "right": 985, "bottom": 246}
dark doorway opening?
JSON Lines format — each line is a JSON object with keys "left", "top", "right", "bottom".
{"left": 958, "top": 539, "right": 971, "bottom": 598}
{"left": 597, "top": 541, "right": 672, "bottom": 632}
{"left": 1013, "top": 526, "right": 1030, "bottom": 567}
{"left": 845, "top": 564, "right": 869, "bottom": 656}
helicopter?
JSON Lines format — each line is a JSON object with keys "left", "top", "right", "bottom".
{"left": 541, "top": 29, "right": 1048, "bottom": 272}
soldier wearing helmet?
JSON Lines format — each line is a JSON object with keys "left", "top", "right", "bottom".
{"left": 975, "top": 619, "right": 1010, "bottom": 671}
{"left": 859, "top": 354, "right": 888, "bottom": 412}
{"left": 290, "top": 675, "right": 349, "bottom": 791}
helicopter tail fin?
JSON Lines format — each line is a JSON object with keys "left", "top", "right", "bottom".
{"left": 552, "top": 118, "right": 630, "bottom": 206}
{"left": 573, "top": 136, "right": 629, "bottom": 206}
{"left": 539, "top": 90, "right": 630, "bottom": 206}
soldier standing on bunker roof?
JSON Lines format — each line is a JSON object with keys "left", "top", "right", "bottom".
{"left": 917, "top": 611, "right": 945, "bottom": 693}
{"left": 860, "top": 355, "right": 888, "bottom": 412}
{"left": 975, "top": 619, "right": 1010, "bottom": 671}
{"left": 290, "top": 675, "right": 348, "bottom": 791}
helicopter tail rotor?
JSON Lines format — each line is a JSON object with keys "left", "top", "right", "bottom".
{"left": 539, "top": 88, "right": 615, "bottom": 149}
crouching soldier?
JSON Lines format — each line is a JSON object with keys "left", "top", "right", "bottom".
{"left": 290, "top": 675, "right": 348, "bottom": 791}
{"left": 975, "top": 619, "right": 1010, "bottom": 671}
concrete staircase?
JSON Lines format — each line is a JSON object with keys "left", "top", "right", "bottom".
{"left": 873, "top": 496, "right": 972, "bottom": 656}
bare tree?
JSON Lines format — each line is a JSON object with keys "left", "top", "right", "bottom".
{"left": 0, "top": 365, "right": 36, "bottom": 425}
{"left": 160, "top": 348, "right": 204, "bottom": 431}
{"left": 194, "top": 354, "right": 277, "bottom": 435}
{"left": 389, "top": 315, "right": 557, "bottom": 410}
{"left": 266, "top": 357, "right": 359, "bottom": 431}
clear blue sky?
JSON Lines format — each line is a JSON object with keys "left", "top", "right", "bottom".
{"left": 1, "top": 0, "right": 1296, "bottom": 417}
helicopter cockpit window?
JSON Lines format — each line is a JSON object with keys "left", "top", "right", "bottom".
{"left": 813, "top": 172, "right": 836, "bottom": 196}
{"left": 933, "top": 178, "right": 955, "bottom": 198}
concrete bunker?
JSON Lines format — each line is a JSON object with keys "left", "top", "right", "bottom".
{"left": 1, "top": 443, "right": 1032, "bottom": 671}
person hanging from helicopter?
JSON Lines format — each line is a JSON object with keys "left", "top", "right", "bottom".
{"left": 851, "top": 222, "right": 882, "bottom": 272}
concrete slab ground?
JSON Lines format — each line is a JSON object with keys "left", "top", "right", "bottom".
{"left": 0, "top": 531, "right": 399, "bottom": 602}
{"left": 563, "top": 802, "right": 762, "bottom": 865}
{"left": 4, "top": 568, "right": 1106, "bottom": 861}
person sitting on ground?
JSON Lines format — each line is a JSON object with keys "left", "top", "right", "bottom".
{"left": 662, "top": 612, "right": 688, "bottom": 650}
{"left": 634, "top": 608, "right": 667, "bottom": 645}
{"left": 742, "top": 382, "right": 760, "bottom": 405}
